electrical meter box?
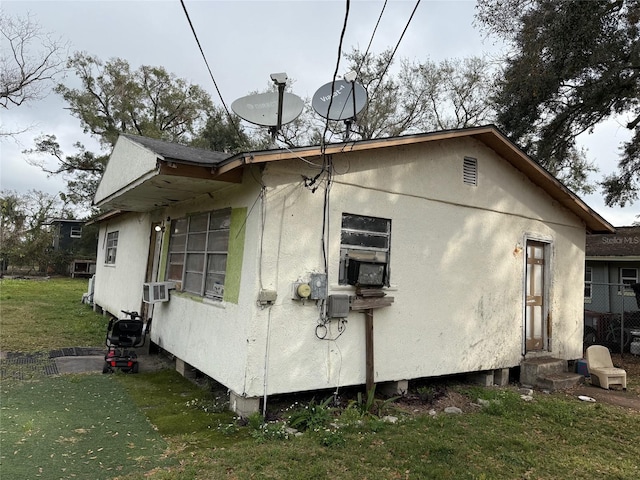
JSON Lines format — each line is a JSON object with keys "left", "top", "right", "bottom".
{"left": 309, "top": 273, "right": 327, "bottom": 300}
{"left": 327, "top": 294, "right": 350, "bottom": 318}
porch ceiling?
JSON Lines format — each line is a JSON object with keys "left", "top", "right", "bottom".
{"left": 95, "top": 170, "right": 241, "bottom": 212}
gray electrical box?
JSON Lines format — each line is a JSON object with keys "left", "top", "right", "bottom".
{"left": 258, "top": 289, "right": 277, "bottom": 304}
{"left": 327, "top": 294, "right": 350, "bottom": 318}
{"left": 309, "top": 273, "right": 327, "bottom": 300}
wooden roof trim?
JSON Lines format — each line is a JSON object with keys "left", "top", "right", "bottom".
{"left": 158, "top": 161, "right": 242, "bottom": 183}
{"left": 216, "top": 125, "right": 612, "bottom": 233}
{"left": 85, "top": 209, "right": 126, "bottom": 225}
{"left": 218, "top": 126, "right": 499, "bottom": 173}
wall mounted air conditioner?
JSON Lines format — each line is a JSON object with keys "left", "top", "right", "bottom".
{"left": 143, "top": 282, "right": 175, "bottom": 304}
{"left": 346, "top": 259, "right": 387, "bottom": 287}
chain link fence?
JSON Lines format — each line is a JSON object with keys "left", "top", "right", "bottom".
{"left": 584, "top": 282, "right": 640, "bottom": 353}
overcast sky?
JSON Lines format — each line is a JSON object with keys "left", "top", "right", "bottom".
{"left": 1, "top": 0, "right": 637, "bottom": 225}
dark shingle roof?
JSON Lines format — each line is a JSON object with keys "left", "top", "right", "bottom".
{"left": 586, "top": 226, "right": 640, "bottom": 256}
{"left": 122, "top": 134, "right": 230, "bottom": 166}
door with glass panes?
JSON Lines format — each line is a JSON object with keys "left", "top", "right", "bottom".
{"left": 525, "top": 241, "right": 548, "bottom": 351}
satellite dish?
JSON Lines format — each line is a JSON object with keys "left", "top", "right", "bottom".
{"left": 231, "top": 91, "right": 304, "bottom": 127}
{"left": 312, "top": 79, "right": 367, "bottom": 121}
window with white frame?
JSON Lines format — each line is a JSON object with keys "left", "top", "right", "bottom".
{"left": 105, "top": 231, "right": 118, "bottom": 264}
{"left": 584, "top": 266, "right": 592, "bottom": 300}
{"left": 70, "top": 226, "right": 82, "bottom": 238}
{"left": 166, "top": 209, "right": 231, "bottom": 300}
{"left": 620, "top": 267, "right": 638, "bottom": 294}
{"left": 339, "top": 213, "right": 391, "bottom": 286}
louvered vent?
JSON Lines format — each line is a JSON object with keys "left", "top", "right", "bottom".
{"left": 463, "top": 157, "right": 478, "bottom": 186}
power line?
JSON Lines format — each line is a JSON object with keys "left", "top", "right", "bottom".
{"left": 326, "top": 0, "right": 387, "bottom": 144}
{"left": 320, "top": 0, "right": 351, "bottom": 151}
{"left": 369, "top": 0, "right": 421, "bottom": 102}
{"left": 355, "top": 0, "right": 388, "bottom": 78}
{"left": 179, "top": 0, "right": 242, "bottom": 139}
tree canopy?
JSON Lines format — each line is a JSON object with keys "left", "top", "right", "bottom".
{"left": 477, "top": 0, "right": 640, "bottom": 205}
{"left": 29, "top": 53, "right": 254, "bottom": 212}
{"left": 0, "top": 190, "right": 69, "bottom": 273}
{"left": 27, "top": 49, "right": 499, "bottom": 212}
{"left": 267, "top": 48, "right": 499, "bottom": 146}
{"left": 56, "top": 52, "right": 215, "bottom": 147}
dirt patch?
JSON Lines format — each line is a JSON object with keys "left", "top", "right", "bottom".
{"left": 392, "top": 353, "right": 640, "bottom": 415}
{"left": 567, "top": 353, "right": 640, "bottom": 412}
{"left": 395, "top": 388, "right": 480, "bottom": 414}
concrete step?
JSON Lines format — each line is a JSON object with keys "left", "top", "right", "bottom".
{"left": 536, "top": 372, "right": 584, "bottom": 391}
{"left": 520, "top": 357, "right": 567, "bottom": 385}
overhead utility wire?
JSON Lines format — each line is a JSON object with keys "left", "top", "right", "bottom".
{"left": 305, "top": 0, "right": 350, "bottom": 190}
{"left": 369, "top": 0, "right": 421, "bottom": 102}
{"left": 320, "top": 0, "right": 351, "bottom": 151}
{"left": 356, "top": 0, "right": 387, "bottom": 78}
{"left": 179, "top": 0, "right": 242, "bottom": 138}
{"left": 327, "top": 0, "right": 387, "bottom": 144}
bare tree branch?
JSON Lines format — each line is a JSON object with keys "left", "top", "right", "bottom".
{"left": 0, "top": 12, "right": 68, "bottom": 109}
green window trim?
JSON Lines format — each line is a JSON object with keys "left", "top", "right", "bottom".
{"left": 160, "top": 206, "right": 246, "bottom": 305}
{"left": 223, "top": 207, "right": 247, "bottom": 304}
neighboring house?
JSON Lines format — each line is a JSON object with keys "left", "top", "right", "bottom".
{"left": 584, "top": 226, "right": 640, "bottom": 348}
{"left": 49, "top": 219, "right": 85, "bottom": 252}
{"left": 48, "top": 219, "right": 96, "bottom": 277}
{"left": 92, "top": 127, "right": 613, "bottom": 415}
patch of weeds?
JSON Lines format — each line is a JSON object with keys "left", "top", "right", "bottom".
{"left": 315, "top": 426, "right": 345, "bottom": 447}
{"left": 185, "top": 392, "right": 228, "bottom": 414}
{"left": 245, "top": 413, "right": 293, "bottom": 442}
{"left": 464, "top": 386, "right": 522, "bottom": 417}
{"left": 216, "top": 417, "right": 242, "bottom": 436}
{"left": 417, "top": 385, "right": 440, "bottom": 403}
{"left": 287, "top": 396, "right": 333, "bottom": 432}
{"left": 346, "top": 386, "right": 400, "bottom": 419}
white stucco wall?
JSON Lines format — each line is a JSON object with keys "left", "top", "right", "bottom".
{"left": 237, "top": 137, "right": 587, "bottom": 397}
{"left": 93, "top": 212, "right": 152, "bottom": 316}
{"left": 94, "top": 137, "right": 159, "bottom": 204}
{"left": 147, "top": 178, "right": 263, "bottom": 395}
{"left": 95, "top": 137, "right": 588, "bottom": 400}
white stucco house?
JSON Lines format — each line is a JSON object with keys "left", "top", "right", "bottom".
{"left": 92, "top": 126, "right": 613, "bottom": 414}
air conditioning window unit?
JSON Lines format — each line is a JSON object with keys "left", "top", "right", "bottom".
{"left": 143, "top": 282, "right": 175, "bottom": 304}
{"left": 346, "top": 259, "right": 387, "bottom": 287}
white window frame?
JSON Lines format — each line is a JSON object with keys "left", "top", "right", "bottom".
{"left": 105, "top": 231, "right": 118, "bottom": 265}
{"left": 584, "top": 266, "right": 592, "bottom": 301}
{"left": 70, "top": 226, "right": 82, "bottom": 238}
{"left": 339, "top": 213, "right": 391, "bottom": 286}
{"left": 620, "top": 267, "right": 638, "bottom": 295}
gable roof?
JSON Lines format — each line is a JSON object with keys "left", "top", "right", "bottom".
{"left": 94, "top": 135, "right": 238, "bottom": 212}
{"left": 217, "top": 125, "right": 613, "bottom": 233}
{"left": 95, "top": 126, "right": 614, "bottom": 233}
{"left": 120, "top": 134, "right": 229, "bottom": 166}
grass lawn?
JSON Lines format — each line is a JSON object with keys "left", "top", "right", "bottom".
{"left": 1, "top": 375, "right": 171, "bottom": 479}
{"left": 2, "top": 277, "right": 640, "bottom": 479}
{"left": 0, "top": 278, "right": 109, "bottom": 352}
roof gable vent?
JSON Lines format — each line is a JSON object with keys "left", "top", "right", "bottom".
{"left": 463, "top": 157, "right": 478, "bottom": 186}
